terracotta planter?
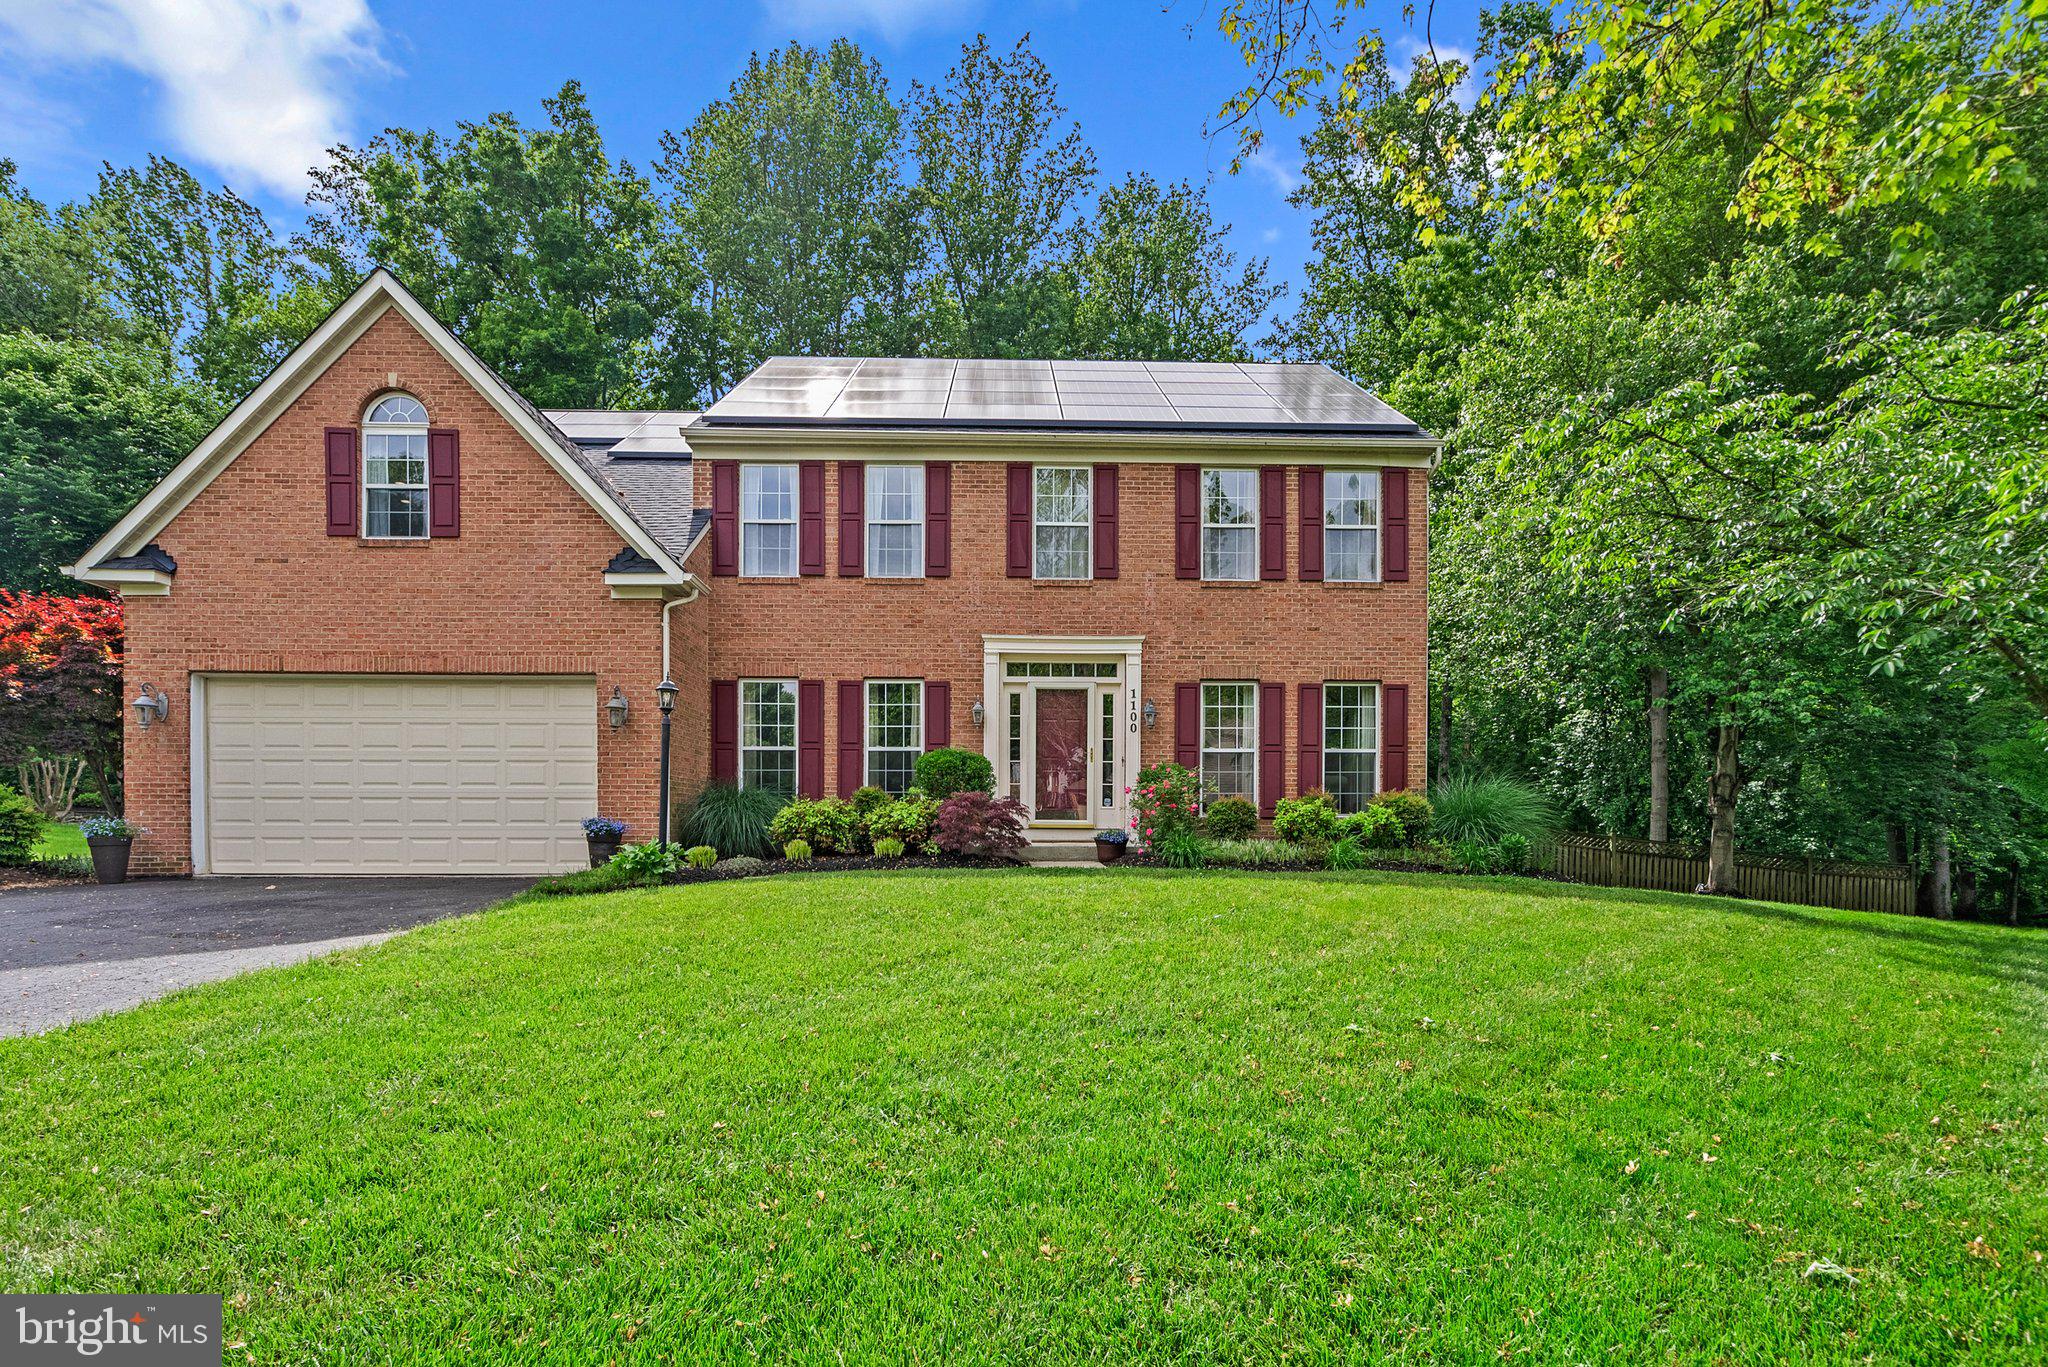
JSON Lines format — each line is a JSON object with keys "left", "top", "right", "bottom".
{"left": 1094, "top": 838, "right": 1127, "bottom": 865}
{"left": 587, "top": 836, "right": 621, "bottom": 868}
{"left": 87, "top": 836, "right": 132, "bottom": 885}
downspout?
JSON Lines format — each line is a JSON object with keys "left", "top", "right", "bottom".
{"left": 657, "top": 578, "right": 702, "bottom": 845}
{"left": 661, "top": 580, "right": 701, "bottom": 681}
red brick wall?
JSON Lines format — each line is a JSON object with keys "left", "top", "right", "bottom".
{"left": 683, "top": 457, "right": 1428, "bottom": 808}
{"left": 120, "top": 307, "right": 672, "bottom": 874}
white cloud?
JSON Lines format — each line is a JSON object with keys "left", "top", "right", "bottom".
{"left": 761, "top": 0, "right": 979, "bottom": 41}
{"left": 0, "top": 0, "right": 387, "bottom": 197}
{"left": 1246, "top": 148, "right": 1299, "bottom": 197}
{"left": 1390, "top": 34, "right": 1477, "bottom": 109}
{"left": 1259, "top": 226, "right": 1282, "bottom": 245}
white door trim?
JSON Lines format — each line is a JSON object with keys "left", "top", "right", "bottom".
{"left": 980, "top": 634, "right": 1144, "bottom": 836}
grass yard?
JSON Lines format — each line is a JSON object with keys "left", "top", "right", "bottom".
{"left": 1, "top": 871, "right": 2042, "bottom": 1362}
{"left": 31, "top": 820, "right": 85, "bottom": 860}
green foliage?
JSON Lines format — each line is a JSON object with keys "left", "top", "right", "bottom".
{"left": 1205, "top": 839, "right": 1310, "bottom": 868}
{"left": 1204, "top": 795, "right": 1258, "bottom": 841}
{"left": 849, "top": 785, "right": 893, "bottom": 824}
{"left": 1133, "top": 762, "right": 1205, "bottom": 845}
{"left": 684, "top": 845, "right": 718, "bottom": 870}
{"left": 1344, "top": 805, "right": 1407, "bottom": 850}
{"left": 1326, "top": 836, "right": 1367, "bottom": 871}
{"left": 768, "top": 798, "right": 858, "bottom": 855}
{"left": 783, "top": 838, "right": 814, "bottom": 863}
{"left": 1272, "top": 791, "right": 1340, "bottom": 845}
{"left": 1429, "top": 774, "right": 1560, "bottom": 847}
{"left": 1151, "top": 827, "right": 1208, "bottom": 869}
{"left": 1369, "top": 790, "right": 1434, "bottom": 846}
{"left": 527, "top": 862, "right": 642, "bottom": 897}
{"left": 607, "top": 842, "right": 683, "bottom": 884}
{"left": 679, "top": 783, "right": 786, "bottom": 860}
{"left": 872, "top": 836, "right": 906, "bottom": 859}
{"left": 1497, "top": 833, "right": 1533, "bottom": 873}
{"left": 715, "top": 855, "right": 766, "bottom": 874}
{"left": 911, "top": 747, "right": 995, "bottom": 800}
{"left": 865, "top": 791, "right": 940, "bottom": 852}
{"left": 1449, "top": 838, "right": 1503, "bottom": 875}
{"left": 0, "top": 785, "right": 44, "bottom": 865}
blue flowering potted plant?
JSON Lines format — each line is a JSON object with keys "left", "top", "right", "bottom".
{"left": 582, "top": 816, "right": 627, "bottom": 868}
{"left": 1092, "top": 828, "right": 1129, "bottom": 864}
{"left": 79, "top": 815, "right": 143, "bottom": 885}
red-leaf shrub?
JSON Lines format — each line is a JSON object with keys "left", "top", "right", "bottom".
{"left": 0, "top": 591, "right": 123, "bottom": 812}
{"left": 933, "top": 791, "right": 1028, "bottom": 858}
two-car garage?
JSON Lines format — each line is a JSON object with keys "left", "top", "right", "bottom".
{"left": 196, "top": 675, "right": 599, "bottom": 875}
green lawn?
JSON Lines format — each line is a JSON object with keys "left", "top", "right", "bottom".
{"left": 32, "top": 820, "right": 85, "bottom": 860}
{"left": 1, "top": 871, "right": 2041, "bottom": 1362}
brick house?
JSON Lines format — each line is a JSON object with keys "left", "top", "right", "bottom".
{"left": 69, "top": 271, "right": 1434, "bottom": 875}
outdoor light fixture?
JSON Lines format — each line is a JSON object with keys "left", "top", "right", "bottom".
{"left": 655, "top": 678, "right": 679, "bottom": 714}
{"left": 131, "top": 683, "right": 169, "bottom": 731}
{"left": 655, "top": 677, "right": 679, "bottom": 845}
{"left": 971, "top": 698, "right": 986, "bottom": 727}
{"left": 606, "top": 686, "right": 630, "bottom": 729}
{"left": 1142, "top": 698, "right": 1157, "bottom": 729}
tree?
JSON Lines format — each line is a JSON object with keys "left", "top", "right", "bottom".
{"left": 0, "top": 332, "right": 217, "bottom": 592}
{"left": 0, "top": 591, "right": 124, "bottom": 813}
{"left": 1064, "top": 175, "right": 1281, "bottom": 360}
{"left": 309, "top": 81, "right": 670, "bottom": 408}
{"left": 0, "top": 160, "right": 115, "bottom": 343}
{"left": 911, "top": 34, "right": 1097, "bottom": 356}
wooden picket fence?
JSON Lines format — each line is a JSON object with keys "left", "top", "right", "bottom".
{"left": 1551, "top": 833, "right": 1917, "bottom": 916}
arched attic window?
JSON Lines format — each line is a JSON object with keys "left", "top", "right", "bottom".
{"left": 363, "top": 393, "right": 430, "bottom": 539}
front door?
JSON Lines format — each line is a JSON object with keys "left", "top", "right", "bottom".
{"left": 1032, "top": 686, "right": 1090, "bottom": 821}
{"left": 1013, "top": 679, "right": 1124, "bottom": 831}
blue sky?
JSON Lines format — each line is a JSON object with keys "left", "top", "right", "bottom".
{"left": 0, "top": 0, "right": 1485, "bottom": 323}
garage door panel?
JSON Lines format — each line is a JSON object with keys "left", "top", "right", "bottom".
{"left": 205, "top": 675, "right": 598, "bottom": 874}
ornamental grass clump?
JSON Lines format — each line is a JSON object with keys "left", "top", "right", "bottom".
{"left": 1430, "top": 774, "right": 1559, "bottom": 846}
{"left": 679, "top": 783, "right": 785, "bottom": 860}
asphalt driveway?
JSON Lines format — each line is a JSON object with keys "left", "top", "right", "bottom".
{"left": 0, "top": 876, "right": 532, "bottom": 1037}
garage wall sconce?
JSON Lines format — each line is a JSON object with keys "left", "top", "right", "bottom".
{"left": 131, "top": 683, "right": 170, "bottom": 731}
{"left": 606, "top": 686, "right": 630, "bottom": 729}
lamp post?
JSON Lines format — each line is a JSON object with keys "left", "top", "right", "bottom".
{"left": 655, "top": 678, "right": 679, "bottom": 844}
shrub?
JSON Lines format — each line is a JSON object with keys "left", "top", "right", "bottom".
{"left": 1497, "top": 833, "right": 1532, "bottom": 872}
{"left": 1430, "top": 774, "right": 1559, "bottom": 846}
{"left": 783, "top": 838, "right": 813, "bottom": 862}
{"left": 872, "top": 836, "right": 906, "bottom": 859}
{"left": 1152, "top": 828, "right": 1208, "bottom": 869}
{"left": 1449, "top": 838, "right": 1502, "bottom": 874}
{"left": 1272, "top": 791, "right": 1339, "bottom": 844}
{"left": 1204, "top": 795, "right": 1258, "bottom": 840}
{"left": 679, "top": 782, "right": 786, "bottom": 860}
{"left": 1132, "top": 762, "right": 1205, "bottom": 847}
{"left": 848, "top": 785, "right": 892, "bottom": 847}
{"left": 934, "top": 792, "right": 1028, "bottom": 858}
{"left": 715, "top": 855, "right": 765, "bottom": 874}
{"left": 1348, "top": 804, "right": 1407, "bottom": 849}
{"left": 608, "top": 842, "right": 682, "bottom": 884}
{"left": 913, "top": 747, "right": 995, "bottom": 800}
{"left": 1327, "top": 836, "right": 1367, "bottom": 871}
{"left": 0, "top": 786, "right": 44, "bottom": 865}
{"left": 866, "top": 792, "right": 940, "bottom": 851}
{"left": 768, "top": 797, "right": 858, "bottom": 855}
{"left": 1369, "top": 790, "right": 1434, "bottom": 845}
{"left": 684, "top": 845, "right": 718, "bottom": 869}
{"left": 581, "top": 816, "right": 627, "bottom": 841}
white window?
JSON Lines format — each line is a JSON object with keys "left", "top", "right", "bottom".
{"left": 1325, "top": 470, "right": 1381, "bottom": 582}
{"left": 1323, "top": 683, "right": 1379, "bottom": 812}
{"left": 739, "top": 680, "right": 798, "bottom": 794}
{"left": 1201, "top": 682, "right": 1257, "bottom": 805}
{"left": 1201, "top": 468, "right": 1257, "bottom": 581}
{"left": 1033, "top": 466, "right": 1091, "bottom": 579}
{"left": 362, "top": 394, "right": 428, "bottom": 539}
{"left": 740, "top": 464, "right": 797, "bottom": 577}
{"left": 865, "top": 680, "right": 923, "bottom": 795}
{"left": 866, "top": 465, "right": 924, "bottom": 578}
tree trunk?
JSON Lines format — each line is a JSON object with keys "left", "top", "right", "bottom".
{"left": 1647, "top": 667, "right": 1670, "bottom": 844}
{"left": 1702, "top": 721, "right": 1742, "bottom": 894}
{"left": 2009, "top": 867, "right": 2023, "bottom": 927}
{"left": 1436, "top": 685, "right": 1452, "bottom": 784}
{"left": 1931, "top": 830, "right": 1953, "bottom": 920}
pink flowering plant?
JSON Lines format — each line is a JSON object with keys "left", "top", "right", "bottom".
{"left": 1129, "top": 761, "right": 1207, "bottom": 850}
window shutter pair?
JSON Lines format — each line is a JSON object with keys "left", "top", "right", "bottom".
{"left": 1176, "top": 681, "right": 1283, "bottom": 816}
{"left": 712, "top": 679, "right": 823, "bottom": 798}
{"left": 710, "top": 462, "right": 828, "bottom": 575}
{"left": 323, "top": 427, "right": 458, "bottom": 537}
{"left": 1007, "top": 464, "right": 1118, "bottom": 577}
{"left": 834, "top": 678, "right": 953, "bottom": 797}
{"left": 841, "top": 461, "right": 950, "bottom": 577}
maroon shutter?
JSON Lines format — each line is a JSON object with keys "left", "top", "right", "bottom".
{"left": 1258, "top": 682, "right": 1284, "bottom": 817}
{"left": 1092, "top": 464, "right": 1119, "bottom": 579}
{"left": 924, "top": 680, "right": 951, "bottom": 748}
{"left": 925, "top": 462, "right": 951, "bottom": 577}
{"left": 324, "top": 427, "right": 358, "bottom": 536}
{"left": 838, "top": 681, "right": 863, "bottom": 796}
{"left": 711, "top": 464, "right": 738, "bottom": 576}
{"left": 711, "top": 680, "right": 738, "bottom": 781}
{"left": 838, "top": 462, "right": 864, "bottom": 577}
{"left": 1298, "top": 467, "right": 1323, "bottom": 582}
{"left": 427, "top": 429, "right": 460, "bottom": 538}
{"left": 1381, "top": 683, "right": 1409, "bottom": 792}
{"left": 1174, "top": 683, "right": 1200, "bottom": 767}
{"left": 798, "top": 680, "right": 824, "bottom": 796}
{"left": 1383, "top": 468, "right": 1410, "bottom": 582}
{"left": 1006, "top": 463, "right": 1032, "bottom": 576}
{"left": 1174, "top": 466, "right": 1200, "bottom": 578}
{"left": 1298, "top": 683, "right": 1322, "bottom": 794}
{"left": 1260, "top": 467, "right": 1287, "bottom": 580}
{"left": 799, "top": 463, "right": 825, "bottom": 576}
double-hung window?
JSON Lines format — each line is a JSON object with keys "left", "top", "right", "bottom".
{"left": 739, "top": 680, "right": 798, "bottom": 795}
{"left": 740, "top": 464, "right": 797, "bottom": 576}
{"left": 362, "top": 394, "right": 429, "bottom": 539}
{"left": 1323, "top": 683, "right": 1379, "bottom": 812}
{"left": 1201, "top": 469, "right": 1257, "bottom": 581}
{"left": 866, "top": 465, "right": 924, "bottom": 578}
{"left": 1200, "top": 682, "right": 1257, "bottom": 805}
{"left": 1033, "top": 467, "right": 1091, "bottom": 579}
{"left": 1324, "top": 470, "right": 1381, "bottom": 582}
{"left": 865, "top": 680, "right": 923, "bottom": 794}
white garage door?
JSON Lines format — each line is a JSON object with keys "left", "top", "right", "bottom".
{"left": 203, "top": 675, "right": 599, "bottom": 874}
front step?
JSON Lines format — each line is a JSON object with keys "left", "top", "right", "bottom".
{"left": 1018, "top": 841, "right": 1104, "bottom": 866}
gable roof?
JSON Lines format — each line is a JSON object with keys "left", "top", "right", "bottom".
{"left": 543, "top": 409, "right": 702, "bottom": 563}
{"left": 68, "top": 269, "right": 693, "bottom": 588}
